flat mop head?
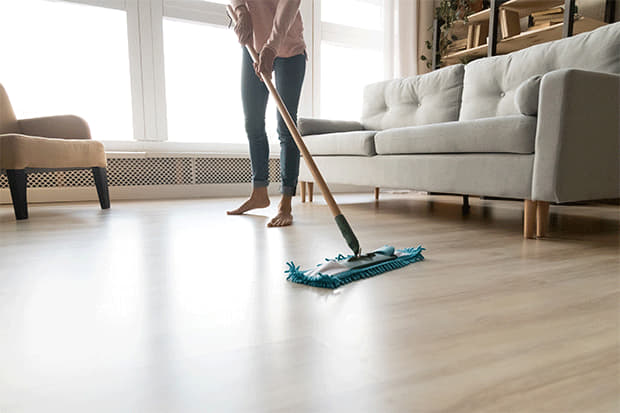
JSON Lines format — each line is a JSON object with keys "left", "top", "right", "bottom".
{"left": 285, "top": 245, "right": 425, "bottom": 289}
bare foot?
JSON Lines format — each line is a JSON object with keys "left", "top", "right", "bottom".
{"left": 267, "top": 210, "right": 293, "bottom": 227}
{"left": 268, "top": 195, "right": 293, "bottom": 227}
{"left": 227, "top": 188, "right": 270, "bottom": 215}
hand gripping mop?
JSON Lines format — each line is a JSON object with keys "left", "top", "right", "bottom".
{"left": 228, "top": 6, "right": 424, "bottom": 288}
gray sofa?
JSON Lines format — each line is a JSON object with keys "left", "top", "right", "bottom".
{"left": 298, "top": 22, "right": 620, "bottom": 238}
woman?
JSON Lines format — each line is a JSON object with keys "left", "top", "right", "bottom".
{"left": 226, "top": 0, "right": 306, "bottom": 227}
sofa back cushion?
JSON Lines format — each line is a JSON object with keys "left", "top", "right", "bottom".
{"left": 0, "top": 84, "right": 19, "bottom": 135}
{"left": 459, "top": 22, "right": 620, "bottom": 121}
{"left": 361, "top": 64, "right": 465, "bottom": 131}
{"left": 514, "top": 75, "right": 542, "bottom": 116}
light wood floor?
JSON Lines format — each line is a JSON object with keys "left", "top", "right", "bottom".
{"left": 0, "top": 193, "right": 618, "bottom": 413}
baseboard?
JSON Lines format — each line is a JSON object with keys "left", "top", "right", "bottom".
{"left": 0, "top": 183, "right": 374, "bottom": 205}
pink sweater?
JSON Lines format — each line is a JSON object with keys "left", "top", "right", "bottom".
{"left": 230, "top": 0, "right": 306, "bottom": 58}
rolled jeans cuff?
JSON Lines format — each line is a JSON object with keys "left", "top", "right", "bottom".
{"left": 253, "top": 180, "right": 269, "bottom": 188}
{"left": 281, "top": 185, "right": 296, "bottom": 196}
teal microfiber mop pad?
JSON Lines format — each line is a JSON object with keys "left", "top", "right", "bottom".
{"left": 285, "top": 245, "right": 425, "bottom": 289}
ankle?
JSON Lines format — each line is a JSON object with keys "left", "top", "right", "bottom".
{"left": 279, "top": 195, "right": 292, "bottom": 211}
{"left": 251, "top": 187, "right": 269, "bottom": 199}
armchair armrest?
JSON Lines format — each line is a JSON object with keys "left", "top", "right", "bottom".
{"left": 532, "top": 69, "right": 620, "bottom": 203}
{"left": 298, "top": 117, "right": 364, "bottom": 136}
{"left": 18, "top": 115, "right": 91, "bottom": 140}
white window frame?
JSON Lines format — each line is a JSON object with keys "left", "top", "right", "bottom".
{"left": 42, "top": 0, "right": 168, "bottom": 144}
{"left": 53, "top": 0, "right": 313, "bottom": 152}
{"left": 61, "top": 0, "right": 125, "bottom": 9}
{"left": 23, "top": 0, "right": 395, "bottom": 149}
{"left": 158, "top": 0, "right": 314, "bottom": 148}
{"left": 41, "top": 0, "right": 233, "bottom": 147}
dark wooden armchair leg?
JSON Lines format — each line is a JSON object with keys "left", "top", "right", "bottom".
{"left": 7, "top": 169, "right": 28, "bottom": 220}
{"left": 92, "top": 167, "right": 110, "bottom": 209}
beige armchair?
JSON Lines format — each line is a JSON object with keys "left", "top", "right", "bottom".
{"left": 0, "top": 83, "right": 109, "bottom": 219}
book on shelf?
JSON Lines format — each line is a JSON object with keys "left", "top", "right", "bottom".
{"left": 527, "top": 5, "right": 573, "bottom": 32}
{"left": 531, "top": 19, "right": 563, "bottom": 28}
{"left": 534, "top": 13, "right": 564, "bottom": 22}
{"left": 500, "top": 9, "right": 521, "bottom": 38}
{"left": 531, "top": 7, "right": 564, "bottom": 18}
{"left": 446, "top": 38, "right": 468, "bottom": 53}
{"left": 529, "top": 6, "right": 564, "bottom": 29}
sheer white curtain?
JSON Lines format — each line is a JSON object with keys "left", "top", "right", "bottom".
{"left": 388, "top": 0, "right": 435, "bottom": 78}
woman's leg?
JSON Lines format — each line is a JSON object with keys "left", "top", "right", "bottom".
{"left": 275, "top": 53, "right": 306, "bottom": 196}
{"left": 267, "top": 53, "right": 306, "bottom": 227}
{"left": 227, "top": 49, "right": 271, "bottom": 215}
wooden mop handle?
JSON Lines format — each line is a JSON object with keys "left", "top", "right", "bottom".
{"left": 226, "top": 5, "right": 342, "bottom": 219}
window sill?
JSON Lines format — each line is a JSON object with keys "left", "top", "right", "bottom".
{"left": 102, "top": 140, "right": 280, "bottom": 157}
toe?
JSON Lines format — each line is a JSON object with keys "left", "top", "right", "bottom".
{"left": 267, "top": 213, "right": 293, "bottom": 227}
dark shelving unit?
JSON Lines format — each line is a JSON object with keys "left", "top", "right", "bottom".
{"left": 430, "top": 0, "right": 614, "bottom": 70}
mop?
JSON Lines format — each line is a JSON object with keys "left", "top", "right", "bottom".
{"left": 227, "top": 6, "right": 424, "bottom": 288}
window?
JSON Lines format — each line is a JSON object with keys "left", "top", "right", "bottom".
{"left": 317, "top": 0, "right": 386, "bottom": 120}
{"left": 0, "top": 0, "right": 386, "bottom": 145}
{"left": 0, "top": 0, "right": 133, "bottom": 140}
{"left": 321, "top": 0, "right": 384, "bottom": 30}
{"left": 163, "top": 19, "right": 247, "bottom": 143}
{"left": 163, "top": 14, "right": 278, "bottom": 144}
{"left": 320, "top": 43, "right": 383, "bottom": 120}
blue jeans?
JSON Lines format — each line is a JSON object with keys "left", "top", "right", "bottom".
{"left": 241, "top": 48, "right": 306, "bottom": 196}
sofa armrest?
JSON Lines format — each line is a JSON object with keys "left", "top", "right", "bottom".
{"left": 18, "top": 115, "right": 91, "bottom": 140}
{"left": 532, "top": 69, "right": 620, "bottom": 203}
{"left": 298, "top": 117, "right": 364, "bottom": 136}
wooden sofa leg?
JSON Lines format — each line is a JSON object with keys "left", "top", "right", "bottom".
{"left": 374, "top": 187, "right": 380, "bottom": 201}
{"left": 536, "top": 201, "right": 550, "bottom": 238}
{"left": 524, "top": 200, "right": 537, "bottom": 239}
{"left": 308, "top": 182, "right": 314, "bottom": 202}
{"left": 300, "top": 181, "right": 306, "bottom": 203}
{"left": 92, "top": 167, "right": 110, "bottom": 209}
{"left": 7, "top": 169, "right": 28, "bottom": 220}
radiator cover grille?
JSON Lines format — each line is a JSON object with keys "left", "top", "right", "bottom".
{"left": 0, "top": 156, "right": 281, "bottom": 188}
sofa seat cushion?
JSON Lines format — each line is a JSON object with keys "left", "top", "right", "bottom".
{"left": 303, "top": 130, "right": 377, "bottom": 156}
{"left": 0, "top": 134, "right": 107, "bottom": 170}
{"left": 374, "top": 115, "right": 537, "bottom": 155}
